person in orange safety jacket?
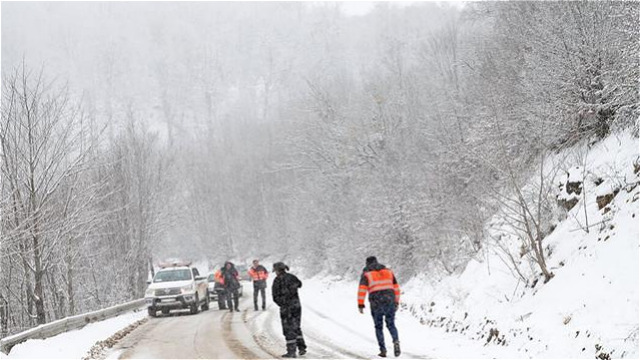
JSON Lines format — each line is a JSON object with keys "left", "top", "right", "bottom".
{"left": 358, "top": 256, "right": 401, "bottom": 358}
{"left": 214, "top": 268, "right": 227, "bottom": 310}
{"left": 248, "top": 259, "right": 269, "bottom": 311}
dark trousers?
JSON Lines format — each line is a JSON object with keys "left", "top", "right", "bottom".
{"left": 280, "top": 305, "right": 306, "bottom": 353}
{"left": 226, "top": 289, "right": 239, "bottom": 310}
{"left": 218, "top": 290, "right": 227, "bottom": 309}
{"left": 371, "top": 303, "right": 399, "bottom": 352}
{"left": 253, "top": 281, "right": 266, "bottom": 309}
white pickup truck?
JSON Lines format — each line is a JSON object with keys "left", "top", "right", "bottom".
{"left": 145, "top": 265, "right": 210, "bottom": 317}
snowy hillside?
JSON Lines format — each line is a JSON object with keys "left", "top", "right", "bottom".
{"left": 397, "top": 130, "right": 639, "bottom": 359}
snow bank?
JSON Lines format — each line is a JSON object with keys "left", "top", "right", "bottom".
{"left": 398, "top": 131, "right": 639, "bottom": 358}
{"left": 1, "top": 310, "right": 146, "bottom": 359}
{"left": 298, "top": 277, "right": 521, "bottom": 358}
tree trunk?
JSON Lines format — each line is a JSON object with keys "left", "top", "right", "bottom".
{"left": 536, "top": 234, "right": 554, "bottom": 283}
{"left": 32, "top": 233, "right": 46, "bottom": 325}
{"left": 66, "top": 253, "right": 75, "bottom": 315}
{"left": 149, "top": 257, "right": 155, "bottom": 278}
{"left": 19, "top": 241, "right": 35, "bottom": 327}
{"left": 0, "top": 295, "right": 8, "bottom": 337}
{"left": 47, "top": 270, "right": 62, "bottom": 320}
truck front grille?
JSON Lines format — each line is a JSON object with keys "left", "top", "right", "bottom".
{"left": 155, "top": 288, "right": 181, "bottom": 296}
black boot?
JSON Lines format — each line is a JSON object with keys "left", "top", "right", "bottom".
{"left": 394, "top": 341, "right": 401, "bottom": 357}
{"left": 283, "top": 343, "right": 297, "bottom": 358}
{"left": 298, "top": 348, "right": 306, "bottom": 356}
{"left": 378, "top": 350, "right": 387, "bottom": 358}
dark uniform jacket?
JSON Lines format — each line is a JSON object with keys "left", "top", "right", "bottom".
{"left": 222, "top": 262, "right": 241, "bottom": 291}
{"left": 272, "top": 272, "right": 302, "bottom": 308}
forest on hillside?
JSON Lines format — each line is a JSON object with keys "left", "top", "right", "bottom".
{"left": 1, "top": 2, "right": 638, "bottom": 336}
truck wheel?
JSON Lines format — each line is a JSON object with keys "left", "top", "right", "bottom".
{"left": 148, "top": 307, "right": 157, "bottom": 317}
{"left": 162, "top": 308, "right": 170, "bottom": 315}
{"left": 202, "top": 293, "right": 210, "bottom": 311}
{"left": 190, "top": 294, "right": 200, "bottom": 315}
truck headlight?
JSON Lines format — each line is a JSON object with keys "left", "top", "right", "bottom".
{"left": 181, "top": 285, "right": 194, "bottom": 294}
{"left": 145, "top": 288, "right": 154, "bottom": 297}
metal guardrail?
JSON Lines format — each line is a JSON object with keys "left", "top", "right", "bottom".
{"left": 0, "top": 298, "right": 145, "bottom": 355}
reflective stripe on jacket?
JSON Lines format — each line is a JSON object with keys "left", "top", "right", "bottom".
{"left": 357, "top": 266, "right": 400, "bottom": 308}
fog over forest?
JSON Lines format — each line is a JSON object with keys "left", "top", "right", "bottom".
{"left": 1, "top": 1, "right": 637, "bottom": 333}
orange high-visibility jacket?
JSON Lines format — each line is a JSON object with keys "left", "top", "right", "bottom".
{"left": 214, "top": 270, "right": 225, "bottom": 285}
{"left": 248, "top": 265, "right": 269, "bottom": 281}
{"left": 358, "top": 267, "right": 400, "bottom": 308}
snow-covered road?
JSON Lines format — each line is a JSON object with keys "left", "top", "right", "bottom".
{"left": 107, "top": 279, "right": 499, "bottom": 359}
{"left": 111, "top": 292, "right": 272, "bottom": 359}
{"left": 109, "top": 283, "right": 396, "bottom": 359}
{"left": 2, "top": 278, "right": 492, "bottom": 359}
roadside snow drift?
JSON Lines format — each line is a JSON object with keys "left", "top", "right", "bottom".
{"left": 399, "top": 131, "right": 639, "bottom": 359}
{"left": 1, "top": 311, "right": 146, "bottom": 359}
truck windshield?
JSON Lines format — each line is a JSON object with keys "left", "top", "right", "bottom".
{"left": 153, "top": 269, "right": 192, "bottom": 282}
{"left": 208, "top": 274, "right": 215, "bottom": 282}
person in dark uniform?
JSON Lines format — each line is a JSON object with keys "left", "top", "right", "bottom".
{"left": 272, "top": 262, "right": 307, "bottom": 358}
{"left": 222, "top": 261, "right": 241, "bottom": 312}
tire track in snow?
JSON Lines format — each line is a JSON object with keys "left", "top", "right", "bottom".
{"left": 245, "top": 302, "right": 366, "bottom": 359}
{"left": 191, "top": 309, "right": 207, "bottom": 359}
{"left": 305, "top": 303, "right": 429, "bottom": 359}
{"left": 257, "top": 307, "right": 342, "bottom": 359}
{"left": 242, "top": 308, "right": 283, "bottom": 358}
{"left": 221, "top": 310, "right": 263, "bottom": 359}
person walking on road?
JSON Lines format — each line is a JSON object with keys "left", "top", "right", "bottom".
{"left": 248, "top": 259, "right": 269, "bottom": 311}
{"left": 357, "top": 256, "right": 401, "bottom": 358}
{"left": 222, "top": 261, "right": 241, "bottom": 312}
{"left": 272, "top": 262, "right": 307, "bottom": 358}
